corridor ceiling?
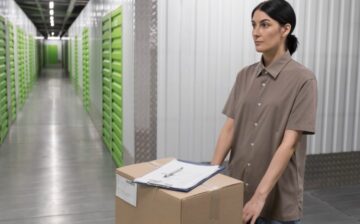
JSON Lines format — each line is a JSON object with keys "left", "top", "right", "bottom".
{"left": 15, "top": 0, "right": 89, "bottom": 38}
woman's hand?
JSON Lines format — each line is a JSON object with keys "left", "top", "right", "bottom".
{"left": 242, "top": 192, "right": 266, "bottom": 224}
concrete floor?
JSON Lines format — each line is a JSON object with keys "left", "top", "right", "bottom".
{"left": 0, "top": 69, "right": 116, "bottom": 223}
{"left": 303, "top": 185, "right": 360, "bottom": 223}
{"left": 0, "top": 68, "right": 359, "bottom": 223}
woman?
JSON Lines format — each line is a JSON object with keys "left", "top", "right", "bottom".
{"left": 211, "top": 1, "right": 317, "bottom": 224}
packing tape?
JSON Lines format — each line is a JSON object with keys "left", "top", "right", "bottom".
{"left": 200, "top": 183, "right": 220, "bottom": 224}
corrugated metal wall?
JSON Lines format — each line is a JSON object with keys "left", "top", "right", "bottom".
{"left": 157, "top": 0, "right": 360, "bottom": 161}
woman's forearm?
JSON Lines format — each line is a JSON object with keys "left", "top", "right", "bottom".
{"left": 254, "top": 130, "right": 302, "bottom": 199}
{"left": 211, "top": 118, "right": 234, "bottom": 165}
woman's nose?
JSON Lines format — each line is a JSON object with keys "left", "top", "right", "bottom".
{"left": 252, "top": 26, "right": 260, "bottom": 37}
{"left": 252, "top": 29, "right": 260, "bottom": 38}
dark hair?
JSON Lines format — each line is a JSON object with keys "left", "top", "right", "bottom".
{"left": 252, "top": 0, "right": 298, "bottom": 55}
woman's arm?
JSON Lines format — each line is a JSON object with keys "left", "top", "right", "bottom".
{"left": 211, "top": 118, "right": 235, "bottom": 165}
{"left": 242, "top": 129, "right": 302, "bottom": 224}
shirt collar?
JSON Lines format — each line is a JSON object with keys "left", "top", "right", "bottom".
{"left": 255, "top": 50, "right": 292, "bottom": 79}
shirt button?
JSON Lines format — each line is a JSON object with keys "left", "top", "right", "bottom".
{"left": 247, "top": 163, "right": 251, "bottom": 167}
{"left": 257, "top": 102, "right": 262, "bottom": 107}
{"left": 245, "top": 183, "right": 249, "bottom": 187}
{"left": 262, "top": 83, "right": 266, "bottom": 87}
{"left": 250, "top": 143, "right": 255, "bottom": 147}
{"left": 254, "top": 122, "right": 258, "bottom": 127}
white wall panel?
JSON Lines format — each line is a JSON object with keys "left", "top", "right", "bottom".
{"left": 158, "top": 0, "right": 261, "bottom": 161}
{"left": 158, "top": 0, "right": 360, "bottom": 161}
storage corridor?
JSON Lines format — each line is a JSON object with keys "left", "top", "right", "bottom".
{"left": 0, "top": 0, "right": 360, "bottom": 223}
{"left": 0, "top": 68, "right": 115, "bottom": 224}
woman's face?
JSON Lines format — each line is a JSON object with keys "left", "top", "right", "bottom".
{"left": 251, "top": 10, "right": 289, "bottom": 54}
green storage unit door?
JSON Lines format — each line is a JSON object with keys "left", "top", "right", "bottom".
{"left": 7, "top": 22, "right": 16, "bottom": 122}
{"left": 25, "top": 35, "right": 29, "bottom": 98}
{"left": 74, "top": 36, "right": 78, "bottom": 91}
{"left": 29, "top": 36, "right": 35, "bottom": 88}
{"left": 68, "top": 38, "right": 72, "bottom": 79}
{"left": 111, "top": 7, "right": 123, "bottom": 167}
{"left": 101, "top": 7, "right": 123, "bottom": 167}
{"left": 102, "top": 13, "right": 112, "bottom": 154}
{"left": 35, "top": 39, "right": 38, "bottom": 79}
{"left": 82, "top": 28, "right": 90, "bottom": 112}
{"left": 47, "top": 45, "right": 58, "bottom": 64}
{"left": 0, "top": 16, "right": 9, "bottom": 143}
{"left": 17, "top": 28, "right": 25, "bottom": 108}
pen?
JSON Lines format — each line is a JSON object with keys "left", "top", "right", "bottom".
{"left": 163, "top": 167, "right": 183, "bottom": 178}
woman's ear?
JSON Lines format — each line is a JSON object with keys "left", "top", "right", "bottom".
{"left": 282, "top": 24, "right": 291, "bottom": 37}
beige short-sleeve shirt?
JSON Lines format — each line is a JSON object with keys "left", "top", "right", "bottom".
{"left": 223, "top": 51, "right": 317, "bottom": 221}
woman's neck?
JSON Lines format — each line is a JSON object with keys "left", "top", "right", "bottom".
{"left": 262, "top": 46, "right": 286, "bottom": 67}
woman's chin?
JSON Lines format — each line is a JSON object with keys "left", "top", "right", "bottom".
{"left": 255, "top": 46, "right": 265, "bottom": 53}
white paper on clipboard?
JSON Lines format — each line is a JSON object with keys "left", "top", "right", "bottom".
{"left": 134, "top": 159, "right": 222, "bottom": 191}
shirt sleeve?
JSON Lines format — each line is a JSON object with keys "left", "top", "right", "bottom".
{"left": 222, "top": 74, "right": 240, "bottom": 119}
{"left": 286, "top": 78, "right": 317, "bottom": 135}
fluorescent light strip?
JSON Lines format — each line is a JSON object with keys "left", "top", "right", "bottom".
{"left": 49, "top": 1, "right": 54, "bottom": 9}
{"left": 48, "top": 37, "right": 60, "bottom": 40}
{"left": 50, "top": 9, "right": 54, "bottom": 16}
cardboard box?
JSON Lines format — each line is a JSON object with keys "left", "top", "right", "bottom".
{"left": 115, "top": 158, "right": 243, "bottom": 224}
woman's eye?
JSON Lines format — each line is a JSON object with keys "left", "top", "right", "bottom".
{"left": 261, "top": 23, "right": 269, "bottom": 28}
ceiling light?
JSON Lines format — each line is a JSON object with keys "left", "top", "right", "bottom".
{"left": 50, "top": 16, "right": 54, "bottom": 21}
{"left": 49, "top": 9, "right": 54, "bottom": 16}
{"left": 51, "top": 32, "right": 54, "bottom": 36}
{"left": 49, "top": 1, "right": 54, "bottom": 9}
{"left": 48, "top": 37, "right": 60, "bottom": 40}
{"left": 50, "top": 23, "right": 54, "bottom": 27}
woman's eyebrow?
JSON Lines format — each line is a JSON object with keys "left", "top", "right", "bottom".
{"left": 260, "top": 19, "right": 271, "bottom": 23}
{"left": 252, "top": 19, "right": 271, "bottom": 23}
